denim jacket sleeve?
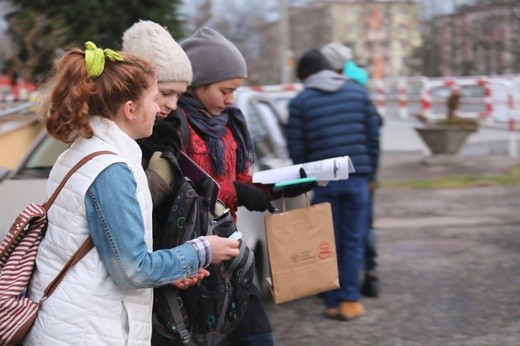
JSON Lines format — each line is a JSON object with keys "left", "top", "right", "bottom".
{"left": 85, "top": 162, "right": 201, "bottom": 290}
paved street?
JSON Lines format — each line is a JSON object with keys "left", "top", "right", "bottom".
{"left": 262, "top": 150, "right": 520, "bottom": 346}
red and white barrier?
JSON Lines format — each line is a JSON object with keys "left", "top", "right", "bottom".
{"left": 246, "top": 76, "right": 520, "bottom": 155}
{"left": 373, "top": 79, "right": 386, "bottom": 117}
{"left": 248, "top": 83, "right": 303, "bottom": 93}
{"left": 476, "top": 77, "right": 493, "bottom": 119}
{"left": 420, "top": 76, "right": 499, "bottom": 121}
{"left": 398, "top": 79, "right": 408, "bottom": 119}
{"left": 421, "top": 85, "right": 432, "bottom": 119}
{"left": 506, "top": 79, "right": 518, "bottom": 157}
{"left": 420, "top": 78, "right": 457, "bottom": 120}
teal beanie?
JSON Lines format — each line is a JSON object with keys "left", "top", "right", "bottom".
{"left": 343, "top": 60, "right": 369, "bottom": 86}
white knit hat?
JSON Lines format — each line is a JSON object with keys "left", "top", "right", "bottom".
{"left": 320, "top": 42, "right": 353, "bottom": 71}
{"left": 122, "top": 20, "right": 192, "bottom": 83}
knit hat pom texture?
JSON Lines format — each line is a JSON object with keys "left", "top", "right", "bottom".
{"left": 320, "top": 42, "right": 352, "bottom": 71}
{"left": 122, "top": 20, "right": 192, "bottom": 83}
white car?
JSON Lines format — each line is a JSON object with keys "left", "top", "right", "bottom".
{"left": 242, "top": 84, "right": 302, "bottom": 123}
{"left": 0, "top": 89, "right": 297, "bottom": 294}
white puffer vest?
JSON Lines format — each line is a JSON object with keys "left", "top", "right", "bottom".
{"left": 25, "top": 117, "right": 153, "bottom": 346}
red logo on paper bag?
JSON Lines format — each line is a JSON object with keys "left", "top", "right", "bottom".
{"left": 318, "top": 243, "right": 331, "bottom": 259}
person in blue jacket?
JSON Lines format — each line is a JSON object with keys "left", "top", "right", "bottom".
{"left": 286, "top": 48, "right": 380, "bottom": 321}
{"left": 321, "top": 42, "right": 382, "bottom": 298}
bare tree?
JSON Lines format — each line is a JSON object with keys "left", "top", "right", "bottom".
{"left": 482, "top": 0, "right": 520, "bottom": 69}
{"left": 420, "top": 0, "right": 520, "bottom": 75}
{"left": 7, "top": 11, "right": 67, "bottom": 82}
{"left": 181, "top": 0, "right": 279, "bottom": 84}
{"left": 182, "top": 0, "right": 213, "bottom": 32}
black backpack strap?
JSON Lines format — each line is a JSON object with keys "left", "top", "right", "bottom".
{"left": 160, "top": 150, "right": 183, "bottom": 180}
{"left": 177, "top": 107, "right": 191, "bottom": 151}
{"left": 165, "top": 288, "right": 192, "bottom": 345}
{"left": 215, "top": 241, "right": 254, "bottom": 332}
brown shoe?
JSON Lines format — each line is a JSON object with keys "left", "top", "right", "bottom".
{"left": 323, "top": 307, "right": 339, "bottom": 320}
{"left": 338, "top": 301, "right": 365, "bottom": 321}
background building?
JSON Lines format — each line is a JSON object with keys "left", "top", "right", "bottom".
{"left": 257, "top": 0, "right": 422, "bottom": 84}
{"left": 426, "top": 2, "right": 520, "bottom": 77}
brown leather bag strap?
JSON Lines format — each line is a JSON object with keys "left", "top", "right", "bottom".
{"left": 41, "top": 236, "right": 94, "bottom": 302}
{"left": 43, "top": 150, "right": 115, "bottom": 210}
{"left": 40, "top": 150, "right": 115, "bottom": 303}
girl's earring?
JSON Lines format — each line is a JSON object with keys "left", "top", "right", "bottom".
{"left": 133, "top": 116, "right": 136, "bottom": 120}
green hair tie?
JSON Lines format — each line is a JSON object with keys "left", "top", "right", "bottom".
{"left": 84, "top": 41, "right": 124, "bottom": 78}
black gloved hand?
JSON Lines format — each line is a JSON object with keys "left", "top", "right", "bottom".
{"left": 234, "top": 182, "right": 275, "bottom": 213}
{"left": 273, "top": 168, "right": 318, "bottom": 198}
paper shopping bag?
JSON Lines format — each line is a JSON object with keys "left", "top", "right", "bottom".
{"left": 264, "top": 201, "right": 339, "bottom": 304}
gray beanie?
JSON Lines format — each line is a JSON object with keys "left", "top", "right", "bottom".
{"left": 320, "top": 42, "right": 352, "bottom": 71}
{"left": 181, "top": 27, "right": 247, "bottom": 87}
{"left": 122, "top": 20, "right": 192, "bottom": 83}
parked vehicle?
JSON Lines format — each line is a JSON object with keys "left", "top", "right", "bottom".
{"left": 0, "top": 102, "right": 42, "bottom": 174}
{"left": 243, "top": 84, "right": 302, "bottom": 123}
{"left": 0, "top": 88, "right": 296, "bottom": 294}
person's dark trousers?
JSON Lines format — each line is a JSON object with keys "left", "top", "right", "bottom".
{"left": 364, "top": 190, "right": 378, "bottom": 273}
{"left": 226, "top": 284, "right": 275, "bottom": 346}
{"left": 361, "top": 189, "right": 380, "bottom": 298}
{"left": 313, "top": 176, "right": 369, "bottom": 306}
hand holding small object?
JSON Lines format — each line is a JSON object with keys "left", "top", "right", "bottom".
{"left": 206, "top": 235, "right": 240, "bottom": 263}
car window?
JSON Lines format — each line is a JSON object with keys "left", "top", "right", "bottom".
{"left": 247, "top": 102, "right": 272, "bottom": 164}
{"left": 246, "top": 100, "right": 291, "bottom": 171}
{"left": 14, "top": 135, "right": 67, "bottom": 179}
{"left": 254, "top": 102, "right": 286, "bottom": 157}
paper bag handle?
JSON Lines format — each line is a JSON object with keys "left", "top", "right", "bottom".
{"left": 280, "top": 192, "right": 310, "bottom": 213}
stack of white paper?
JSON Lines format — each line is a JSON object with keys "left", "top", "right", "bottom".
{"left": 252, "top": 156, "right": 355, "bottom": 184}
